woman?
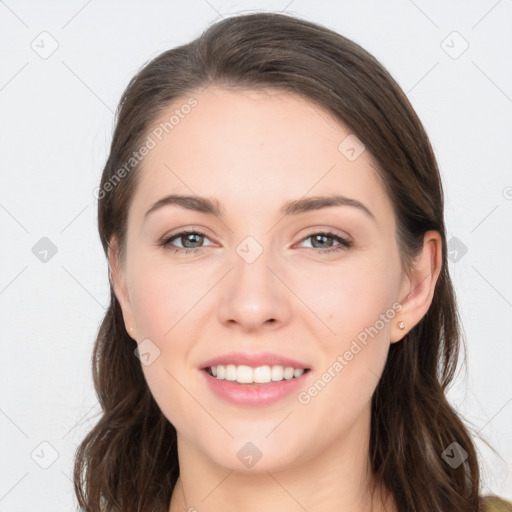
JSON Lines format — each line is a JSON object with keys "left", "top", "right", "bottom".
{"left": 74, "top": 11, "right": 512, "bottom": 512}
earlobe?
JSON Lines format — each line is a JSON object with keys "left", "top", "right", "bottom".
{"left": 390, "top": 231, "right": 442, "bottom": 343}
{"left": 390, "top": 319, "right": 407, "bottom": 344}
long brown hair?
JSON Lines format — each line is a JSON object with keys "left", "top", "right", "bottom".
{"left": 74, "top": 11, "right": 488, "bottom": 511}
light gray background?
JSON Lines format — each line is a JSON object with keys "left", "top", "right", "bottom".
{"left": 1, "top": 1, "right": 511, "bottom": 510}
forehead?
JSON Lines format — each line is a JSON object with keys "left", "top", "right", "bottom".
{"left": 130, "top": 86, "right": 391, "bottom": 222}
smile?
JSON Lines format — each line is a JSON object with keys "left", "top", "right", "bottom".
{"left": 206, "top": 364, "right": 308, "bottom": 384}
{"left": 201, "top": 366, "right": 312, "bottom": 407}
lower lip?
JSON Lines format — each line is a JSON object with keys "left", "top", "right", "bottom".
{"left": 201, "top": 369, "right": 312, "bottom": 407}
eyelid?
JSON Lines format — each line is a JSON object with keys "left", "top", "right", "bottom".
{"left": 294, "top": 227, "right": 352, "bottom": 246}
{"left": 159, "top": 226, "right": 353, "bottom": 253}
{"left": 160, "top": 228, "right": 217, "bottom": 247}
{"left": 160, "top": 227, "right": 351, "bottom": 242}
{"left": 161, "top": 225, "right": 216, "bottom": 241}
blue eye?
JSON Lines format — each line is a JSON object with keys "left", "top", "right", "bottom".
{"left": 160, "top": 230, "right": 213, "bottom": 254}
{"left": 297, "top": 231, "right": 352, "bottom": 253}
{"left": 160, "top": 230, "right": 352, "bottom": 254}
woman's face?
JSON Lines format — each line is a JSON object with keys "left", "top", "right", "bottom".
{"left": 112, "top": 86, "right": 410, "bottom": 473}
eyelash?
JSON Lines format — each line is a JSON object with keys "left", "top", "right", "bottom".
{"left": 159, "top": 229, "right": 352, "bottom": 254}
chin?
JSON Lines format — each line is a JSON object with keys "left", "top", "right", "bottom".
{"left": 202, "top": 436, "right": 310, "bottom": 475}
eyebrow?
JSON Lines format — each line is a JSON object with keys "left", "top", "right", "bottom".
{"left": 144, "top": 193, "right": 375, "bottom": 221}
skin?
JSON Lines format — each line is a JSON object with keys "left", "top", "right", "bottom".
{"left": 109, "top": 86, "right": 442, "bottom": 512}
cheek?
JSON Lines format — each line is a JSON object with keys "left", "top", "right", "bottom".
{"left": 129, "top": 261, "right": 205, "bottom": 344}
{"left": 127, "top": 263, "right": 205, "bottom": 430}
{"left": 293, "top": 254, "right": 401, "bottom": 342}
{"left": 127, "top": 260, "right": 209, "bottom": 407}
{"left": 293, "top": 254, "right": 400, "bottom": 400}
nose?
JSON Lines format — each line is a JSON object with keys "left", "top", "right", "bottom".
{"left": 217, "top": 246, "right": 292, "bottom": 333}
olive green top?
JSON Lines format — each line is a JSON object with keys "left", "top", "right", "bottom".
{"left": 482, "top": 496, "right": 512, "bottom": 511}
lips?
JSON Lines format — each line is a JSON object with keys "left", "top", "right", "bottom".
{"left": 201, "top": 364, "right": 312, "bottom": 407}
{"left": 200, "top": 351, "right": 311, "bottom": 370}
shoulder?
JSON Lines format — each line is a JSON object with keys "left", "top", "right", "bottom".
{"left": 482, "top": 495, "right": 512, "bottom": 512}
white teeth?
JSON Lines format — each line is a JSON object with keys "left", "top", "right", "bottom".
{"left": 236, "top": 365, "right": 253, "bottom": 383}
{"left": 225, "top": 364, "right": 237, "bottom": 381}
{"left": 253, "top": 365, "right": 271, "bottom": 383}
{"left": 270, "top": 365, "right": 282, "bottom": 381}
{"left": 207, "top": 364, "right": 306, "bottom": 384}
{"left": 283, "top": 367, "right": 294, "bottom": 380}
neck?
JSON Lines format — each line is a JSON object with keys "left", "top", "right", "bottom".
{"left": 168, "top": 405, "right": 396, "bottom": 512}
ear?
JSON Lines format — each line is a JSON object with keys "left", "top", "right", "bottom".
{"left": 391, "top": 230, "right": 443, "bottom": 343}
{"left": 108, "top": 237, "right": 137, "bottom": 339}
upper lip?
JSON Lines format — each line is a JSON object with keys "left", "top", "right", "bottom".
{"left": 200, "top": 351, "right": 311, "bottom": 370}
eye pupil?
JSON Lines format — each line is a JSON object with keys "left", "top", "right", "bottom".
{"left": 183, "top": 233, "right": 202, "bottom": 248}
{"left": 312, "top": 234, "right": 332, "bottom": 248}
{"left": 163, "top": 230, "right": 348, "bottom": 254}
